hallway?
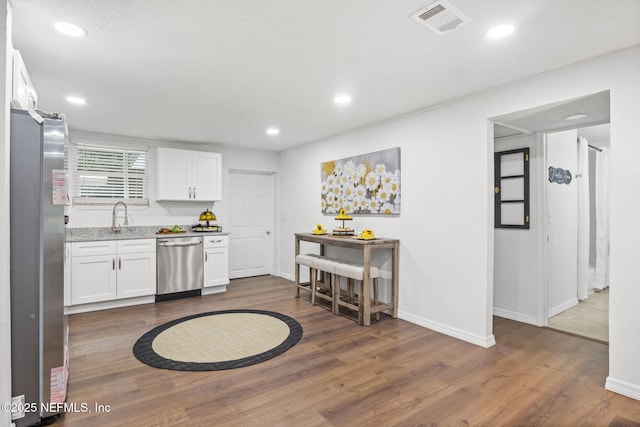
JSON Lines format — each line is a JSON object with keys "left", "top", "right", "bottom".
{"left": 547, "top": 288, "right": 609, "bottom": 343}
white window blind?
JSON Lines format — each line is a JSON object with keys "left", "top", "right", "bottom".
{"left": 72, "top": 143, "right": 149, "bottom": 205}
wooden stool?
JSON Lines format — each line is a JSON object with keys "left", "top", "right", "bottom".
{"left": 295, "top": 254, "right": 337, "bottom": 313}
{"left": 334, "top": 261, "right": 379, "bottom": 324}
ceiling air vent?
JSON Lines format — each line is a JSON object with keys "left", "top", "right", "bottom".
{"left": 411, "top": 0, "right": 471, "bottom": 35}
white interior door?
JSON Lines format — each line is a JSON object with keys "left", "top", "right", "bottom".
{"left": 228, "top": 171, "right": 274, "bottom": 278}
{"left": 546, "top": 129, "right": 578, "bottom": 318}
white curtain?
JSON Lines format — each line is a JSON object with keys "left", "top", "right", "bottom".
{"left": 595, "top": 147, "right": 611, "bottom": 290}
{"left": 576, "top": 137, "right": 590, "bottom": 300}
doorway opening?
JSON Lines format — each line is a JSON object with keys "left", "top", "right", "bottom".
{"left": 491, "top": 90, "right": 610, "bottom": 343}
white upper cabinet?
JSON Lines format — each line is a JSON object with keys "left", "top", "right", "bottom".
{"left": 192, "top": 152, "right": 222, "bottom": 200}
{"left": 156, "top": 148, "right": 222, "bottom": 201}
{"left": 12, "top": 49, "right": 38, "bottom": 110}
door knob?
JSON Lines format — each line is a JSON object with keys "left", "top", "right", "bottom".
{"left": 266, "top": 231, "right": 271, "bottom": 235}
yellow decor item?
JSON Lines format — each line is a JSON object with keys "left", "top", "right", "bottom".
{"left": 333, "top": 208, "right": 355, "bottom": 235}
{"left": 199, "top": 209, "right": 216, "bottom": 221}
{"left": 334, "top": 208, "right": 352, "bottom": 220}
{"left": 312, "top": 224, "right": 327, "bottom": 235}
{"left": 358, "top": 229, "right": 376, "bottom": 240}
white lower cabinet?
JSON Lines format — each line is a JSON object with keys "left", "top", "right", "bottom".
{"left": 71, "top": 239, "right": 156, "bottom": 305}
{"left": 115, "top": 240, "right": 157, "bottom": 299}
{"left": 203, "top": 235, "right": 229, "bottom": 291}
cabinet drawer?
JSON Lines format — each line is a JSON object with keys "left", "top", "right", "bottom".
{"left": 72, "top": 240, "right": 117, "bottom": 257}
{"left": 117, "top": 239, "right": 156, "bottom": 254}
{"left": 203, "top": 235, "right": 228, "bottom": 248}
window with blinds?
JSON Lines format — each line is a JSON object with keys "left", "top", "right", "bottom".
{"left": 71, "top": 144, "right": 149, "bottom": 205}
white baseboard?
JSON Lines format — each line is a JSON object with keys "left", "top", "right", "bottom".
{"left": 548, "top": 297, "right": 579, "bottom": 318}
{"left": 65, "top": 295, "right": 155, "bottom": 314}
{"left": 202, "top": 285, "right": 227, "bottom": 295}
{"left": 279, "top": 274, "right": 496, "bottom": 348}
{"left": 279, "top": 272, "right": 294, "bottom": 281}
{"left": 398, "top": 310, "right": 496, "bottom": 348}
{"left": 606, "top": 376, "right": 640, "bottom": 401}
{"left": 493, "top": 307, "right": 541, "bottom": 326}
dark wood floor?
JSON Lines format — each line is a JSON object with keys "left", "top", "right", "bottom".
{"left": 57, "top": 275, "right": 640, "bottom": 426}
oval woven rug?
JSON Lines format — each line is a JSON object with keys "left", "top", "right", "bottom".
{"left": 133, "top": 309, "right": 303, "bottom": 371}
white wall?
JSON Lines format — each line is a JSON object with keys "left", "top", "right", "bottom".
{"left": 66, "top": 131, "right": 280, "bottom": 231}
{"left": 0, "top": 1, "right": 10, "bottom": 424}
{"left": 482, "top": 45, "right": 640, "bottom": 400}
{"left": 279, "top": 44, "right": 640, "bottom": 400}
{"left": 493, "top": 134, "right": 539, "bottom": 325}
{"left": 545, "top": 129, "right": 578, "bottom": 317}
{"left": 280, "top": 96, "right": 496, "bottom": 347}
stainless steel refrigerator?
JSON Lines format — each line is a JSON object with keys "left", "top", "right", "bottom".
{"left": 10, "top": 108, "right": 68, "bottom": 426}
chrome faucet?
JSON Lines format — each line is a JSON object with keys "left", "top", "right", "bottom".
{"left": 111, "top": 201, "right": 129, "bottom": 233}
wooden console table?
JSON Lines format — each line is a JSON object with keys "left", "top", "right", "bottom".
{"left": 294, "top": 232, "right": 399, "bottom": 326}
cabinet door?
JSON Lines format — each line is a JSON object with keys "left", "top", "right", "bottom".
{"left": 156, "top": 148, "right": 191, "bottom": 200}
{"left": 192, "top": 151, "right": 222, "bottom": 201}
{"left": 71, "top": 254, "right": 117, "bottom": 304}
{"left": 12, "top": 50, "right": 38, "bottom": 109}
{"left": 203, "top": 247, "right": 229, "bottom": 287}
{"left": 117, "top": 252, "right": 157, "bottom": 299}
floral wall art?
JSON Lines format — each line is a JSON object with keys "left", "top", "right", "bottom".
{"left": 321, "top": 147, "right": 401, "bottom": 215}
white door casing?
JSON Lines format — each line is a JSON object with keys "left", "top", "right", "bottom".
{"left": 228, "top": 171, "right": 274, "bottom": 278}
{"left": 545, "top": 129, "right": 579, "bottom": 318}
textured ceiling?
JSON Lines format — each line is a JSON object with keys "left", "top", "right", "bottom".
{"left": 11, "top": 0, "right": 640, "bottom": 151}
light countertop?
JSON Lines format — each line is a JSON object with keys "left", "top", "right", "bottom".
{"left": 66, "top": 226, "right": 229, "bottom": 242}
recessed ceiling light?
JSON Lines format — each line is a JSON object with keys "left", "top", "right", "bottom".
{"left": 66, "top": 96, "right": 87, "bottom": 105}
{"left": 334, "top": 94, "right": 352, "bottom": 105}
{"left": 266, "top": 127, "right": 280, "bottom": 136}
{"left": 487, "top": 24, "right": 514, "bottom": 39}
{"left": 564, "top": 113, "right": 589, "bottom": 121}
{"left": 54, "top": 21, "right": 87, "bottom": 37}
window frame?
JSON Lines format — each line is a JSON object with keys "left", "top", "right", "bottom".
{"left": 68, "top": 140, "right": 150, "bottom": 206}
{"left": 494, "top": 147, "right": 530, "bottom": 229}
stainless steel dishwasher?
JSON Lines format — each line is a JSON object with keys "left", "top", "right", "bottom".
{"left": 156, "top": 236, "right": 203, "bottom": 301}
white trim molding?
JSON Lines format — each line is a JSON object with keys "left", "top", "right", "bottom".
{"left": 606, "top": 377, "right": 640, "bottom": 401}
{"left": 494, "top": 307, "right": 541, "bottom": 326}
{"left": 547, "top": 297, "right": 579, "bottom": 318}
{"left": 399, "top": 310, "right": 496, "bottom": 348}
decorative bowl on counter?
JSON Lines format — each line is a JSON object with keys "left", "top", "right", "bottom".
{"left": 156, "top": 225, "right": 187, "bottom": 234}
{"left": 191, "top": 224, "right": 222, "bottom": 232}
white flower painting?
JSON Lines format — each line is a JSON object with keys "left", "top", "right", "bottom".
{"left": 321, "top": 147, "right": 400, "bottom": 215}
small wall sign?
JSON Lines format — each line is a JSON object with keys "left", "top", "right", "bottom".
{"left": 548, "top": 167, "right": 572, "bottom": 185}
